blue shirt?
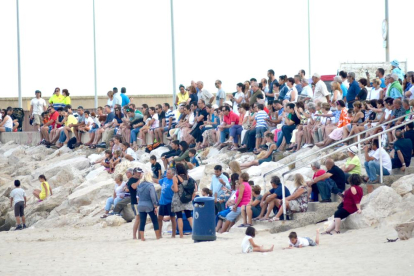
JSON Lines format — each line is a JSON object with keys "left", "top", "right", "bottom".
{"left": 380, "top": 78, "right": 386, "bottom": 88}
{"left": 158, "top": 177, "right": 174, "bottom": 205}
{"left": 165, "top": 110, "right": 176, "bottom": 127}
{"left": 278, "top": 84, "right": 288, "bottom": 100}
{"left": 210, "top": 174, "right": 230, "bottom": 198}
{"left": 278, "top": 107, "right": 284, "bottom": 117}
{"left": 346, "top": 80, "right": 361, "bottom": 103}
{"left": 392, "top": 67, "right": 404, "bottom": 81}
{"left": 255, "top": 110, "right": 269, "bottom": 128}
{"left": 268, "top": 79, "right": 279, "bottom": 101}
{"left": 120, "top": 93, "right": 130, "bottom": 107}
{"left": 104, "top": 112, "right": 115, "bottom": 125}
{"left": 270, "top": 185, "right": 291, "bottom": 200}
{"left": 340, "top": 83, "right": 348, "bottom": 98}
{"left": 389, "top": 88, "right": 403, "bottom": 99}
{"left": 405, "top": 82, "right": 412, "bottom": 92}
{"left": 190, "top": 156, "right": 199, "bottom": 167}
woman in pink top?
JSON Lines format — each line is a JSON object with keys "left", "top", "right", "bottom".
{"left": 218, "top": 172, "right": 252, "bottom": 233}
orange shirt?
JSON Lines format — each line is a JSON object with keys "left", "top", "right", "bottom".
{"left": 337, "top": 108, "right": 350, "bottom": 128}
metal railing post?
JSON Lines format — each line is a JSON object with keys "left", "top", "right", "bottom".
{"left": 379, "top": 138, "right": 383, "bottom": 184}
{"left": 357, "top": 133, "right": 361, "bottom": 160}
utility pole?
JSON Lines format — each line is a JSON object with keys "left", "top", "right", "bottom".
{"left": 93, "top": 0, "right": 98, "bottom": 108}
{"left": 384, "top": 0, "right": 389, "bottom": 62}
{"left": 307, "top": 0, "right": 311, "bottom": 77}
{"left": 170, "top": 0, "right": 177, "bottom": 109}
{"left": 16, "top": 0, "right": 22, "bottom": 108}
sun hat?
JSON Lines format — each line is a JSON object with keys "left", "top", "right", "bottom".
{"left": 347, "top": 146, "right": 358, "bottom": 155}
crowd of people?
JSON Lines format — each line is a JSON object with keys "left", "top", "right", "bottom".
{"left": 6, "top": 62, "right": 414, "bottom": 253}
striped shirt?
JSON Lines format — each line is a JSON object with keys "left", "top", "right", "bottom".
{"left": 255, "top": 110, "right": 269, "bottom": 128}
{"left": 165, "top": 109, "right": 176, "bottom": 127}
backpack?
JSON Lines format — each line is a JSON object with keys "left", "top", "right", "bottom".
{"left": 67, "top": 137, "right": 77, "bottom": 149}
{"left": 177, "top": 176, "right": 195, "bottom": 204}
{"left": 145, "top": 142, "right": 161, "bottom": 153}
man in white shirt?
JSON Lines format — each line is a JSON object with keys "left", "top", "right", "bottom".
{"left": 112, "top": 87, "right": 123, "bottom": 107}
{"left": 363, "top": 139, "right": 391, "bottom": 184}
{"left": 30, "top": 90, "right": 47, "bottom": 130}
{"left": 215, "top": 80, "right": 226, "bottom": 107}
{"left": 312, "top": 73, "right": 329, "bottom": 103}
{"left": 197, "top": 81, "right": 214, "bottom": 104}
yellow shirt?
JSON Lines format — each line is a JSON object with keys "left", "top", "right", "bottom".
{"left": 39, "top": 181, "right": 50, "bottom": 200}
{"left": 177, "top": 92, "right": 189, "bottom": 105}
{"left": 65, "top": 114, "right": 78, "bottom": 131}
{"left": 345, "top": 155, "right": 361, "bottom": 175}
{"left": 49, "top": 94, "right": 65, "bottom": 104}
{"left": 63, "top": 96, "right": 71, "bottom": 105}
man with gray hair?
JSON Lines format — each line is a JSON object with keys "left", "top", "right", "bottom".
{"left": 249, "top": 82, "right": 263, "bottom": 105}
{"left": 312, "top": 73, "right": 329, "bottom": 103}
{"left": 307, "top": 159, "right": 346, "bottom": 202}
{"left": 298, "top": 77, "right": 313, "bottom": 101}
{"left": 387, "top": 73, "right": 403, "bottom": 99}
{"left": 197, "top": 81, "right": 214, "bottom": 104}
{"left": 307, "top": 161, "right": 326, "bottom": 201}
{"left": 345, "top": 72, "right": 361, "bottom": 108}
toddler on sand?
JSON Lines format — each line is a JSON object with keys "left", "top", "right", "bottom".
{"left": 283, "top": 230, "right": 320, "bottom": 249}
{"left": 241, "top": 226, "right": 274, "bottom": 253}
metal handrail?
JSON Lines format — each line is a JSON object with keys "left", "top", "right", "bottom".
{"left": 263, "top": 110, "right": 414, "bottom": 180}
{"left": 274, "top": 118, "right": 414, "bottom": 217}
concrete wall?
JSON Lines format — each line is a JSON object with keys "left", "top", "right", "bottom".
{"left": 0, "top": 94, "right": 173, "bottom": 110}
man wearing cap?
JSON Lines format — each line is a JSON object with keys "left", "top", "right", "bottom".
{"left": 68, "top": 106, "right": 86, "bottom": 147}
{"left": 341, "top": 146, "right": 362, "bottom": 183}
{"left": 309, "top": 159, "right": 346, "bottom": 202}
{"left": 176, "top": 85, "right": 189, "bottom": 106}
{"left": 120, "top": 87, "right": 130, "bottom": 107}
{"left": 391, "top": 60, "right": 404, "bottom": 81}
{"left": 215, "top": 80, "right": 226, "bottom": 107}
{"left": 30, "top": 90, "right": 47, "bottom": 131}
{"left": 197, "top": 81, "right": 214, "bottom": 104}
{"left": 312, "top": 73, "right": 329, "bottom": 103}
{"left": 387, "top": 73, "right": 403, "bottom": 99}
{"left": 112, "top": 87, "right": 123, "bottom": 108}
{"left": 125, "top": 167, "right": 143, "bottom": 239}
{"left": 346, "top": 72, "right": 361, "bottom": 107}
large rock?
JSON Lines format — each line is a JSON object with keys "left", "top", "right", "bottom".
{"left": 68, "top": 179, "right": 114, "bottom": 207}
{"left": 188, "top": 165, "right": 205, "bottom": 182}
{"left": 344, "top": 186, "right": 402, "bottom": 229}
{"left": 394, "top": 222, "right": 414, "bottom": 240}
{"left": 47, "top": 168, "right": 75, "bottom": 187}
{"left": 105, "top": 215, "right": 126, "bottom": 227}
{"left": 391, "top": 174, "right": 414, "bottom": 196}
{"left": 149, "top": 147, "right": 170, "bottom": 159}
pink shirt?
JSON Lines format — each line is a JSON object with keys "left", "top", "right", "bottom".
{"left": 235, "top": 182, "right": 252, "bottom": 207}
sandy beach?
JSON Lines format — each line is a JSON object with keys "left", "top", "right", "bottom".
{"left": 1, "top": 221, "right": 413, "bottom": 276}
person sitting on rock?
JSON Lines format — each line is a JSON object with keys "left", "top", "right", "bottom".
{"left": 324, "top": 174, "right": 363, "bottom": 235}
{"left": 363, "top": 139, "right": 391, "bottom": 184}
{"left": 308, "top": 161, "right": 326, "bottom": 201}
{"left": 216, "top": 174, "right": 238, "bottom": 232}
{"left": 101, "top": 174, "right": 127, "bottom": 218}
{"left": 239, "top": 185, "right": 262, "bottom": 227}
{"left": 308, "top": 159, "right": 345, "bottom": 202}
{"left": 270, "top": 174, "right": 309, "bottom": 222}
{"left": 120, "top": 142, "right": 137, "bottom": 162}
{"left": 109, "top": 150, "right": 122, "bottom": 174}
{"left": 341, "top": 146, "right": 362, "bottom": 183}
{"left": 391, "top": 130, "right": 413, "bottom": 172}
{"left": 254, "top": 176, "right": 291, "bottom": 221}
{"left": 239, "top": 132, "right": 277, "bottom": 170}
{"left": 33, "top": 175, "right": 52, "bottom": 202}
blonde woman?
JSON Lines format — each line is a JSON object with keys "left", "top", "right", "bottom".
{"left": 330, "top": 81, "right": 343, "bottom": 103}
{"left": 270, "top": 174, "right": 309, "bottom": 221}
{"left": 229, "top": 161, "right": 242, "bottom": 176}
{"left": 137, "top": 170, "right": 161, "bottom": 241}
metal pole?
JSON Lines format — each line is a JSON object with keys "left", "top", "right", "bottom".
{"left": 385, "top": 0, "right": 389, "bottom": 62}
{"left": 281, "top": 176, "right": 286, "bottom": 218}
{"left": 170, "top": 0, "right": 177, "bottom": 109}
{"left": 93, "top": 0, "right": 98, "bottom": 108}
{"left": 379, "top": 138, "right": 383, "bottom": 184}
{"left": 16, "top": 0, "right": 22, "bottom": 108}
{"left": 307, "top": 0, "right": 311, "bottom": 77}
{"left": 357, "top": 134, "right": 362, "bottom": 161}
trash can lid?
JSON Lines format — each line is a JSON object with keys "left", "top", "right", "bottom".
{"left": 194, "top": 197, "right": 215, "bottom": 203}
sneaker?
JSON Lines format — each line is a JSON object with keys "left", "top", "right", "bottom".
{"left": 308, "top": 144, "right": 314, "bottom": 147}
{"left": 23, "top": 224, "right": 27, "bottom": 229}
{"left": 15, "top": 225, "right": 23, "bottom": 231}
{"left": 302, "top": 144, "right": 309, "bottom": 148}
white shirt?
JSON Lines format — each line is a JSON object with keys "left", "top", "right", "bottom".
{"left": 85, "top": 116, "right": 94, "bottom": 127}
{"left": 241, "top": 235, "right": 253, "bottom": 253}
{"left": 107, "top": 99, "right": 114, "bottom": 112}
{"left": 368, "top": 87, "right": 381, "bottom": 100}
{"left": 301, "top": 85, "right": 313, "bottom": 98}
{"left": 290, "top": 237, "right": 310, "bottom": 247}
{"left": 343, "top": 79, "right": 350, "bottom": 89}
{"left": 199, "top": 89, "right": 213, "bottom": 103}
{"left": 151, "top": 113, "right": 159, "bottom": 128}
{"left": 188, "top": 113, "right": 195, "bottom": 125}
{"left": 30, "top": 98, "right": 47, "bottom": 115}
{"left": 3, "top": 115, "right": 13, "bottom": 129}
{"left": 408, "top": 86, "right": 414, "bottom": 100}
{"left": 372, "top": 148, "right": 392, "bottom": 173}
{"left": 321, "top": 111, "right": 332, "bottom": 125}
{"left": 233, "top": 92, "right": 245, "bottom": 114}
{"left": 114, "top": 181, "right": 127, "bottom": 198}
{"left": 314, "top": 80, "right": 329, "bottom": 103}
{"left": 10, "top": 188, "right": 25, "bottom": 205}
{"left": 285, "top": 86, "right": 298, "bottom": 102}
{"left": 112, "top": 92, "right": 122, "bottom": 107}
{"left": 126, "top": 148, "right": 137, "bottom": 160}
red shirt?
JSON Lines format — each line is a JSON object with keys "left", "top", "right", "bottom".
{"left": 224, "top": 111, "right": 239, "bottom": 125}
{"left": 49, "top": 111, "right": 59, "bottom": 129}
{"left": 343, "top": 186, "right": 363, "bottom": 214}
{"left": 264, "top": 107, "right": 270, "bottom": 114}
{"left": 313, "top": 169, "right": 326, "bottom": 179}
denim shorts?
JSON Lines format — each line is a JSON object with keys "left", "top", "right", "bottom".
{"left": 255, "top": 127, "right": 267, "bottom": 138}
{"left": 163, "top": 126, "right": 169, "bottom": 132}
{"left": 5, "top": 127, "right": 12, "bottom": 132}
{"left": 225, "top": 207, "right": 241, "bottom": 222}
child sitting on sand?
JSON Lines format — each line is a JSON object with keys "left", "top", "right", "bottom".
{"left": 241, "top": 226, "right": 274, "bottom": 253}
{"left": 283, "top": 230, "right": 320, "bottom": 249}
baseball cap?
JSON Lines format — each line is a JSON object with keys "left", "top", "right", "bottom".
{"left": 35, "top": 90, "right": 41, "bottom": 94}
{"left": 133, "top": 167, "right": 143, "bottom": 173}
{"left": 391, "top": 60, "right": 399, "bottom": 67}
{"left": 224, "top": 100, "right": 232, "bottom": 106}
